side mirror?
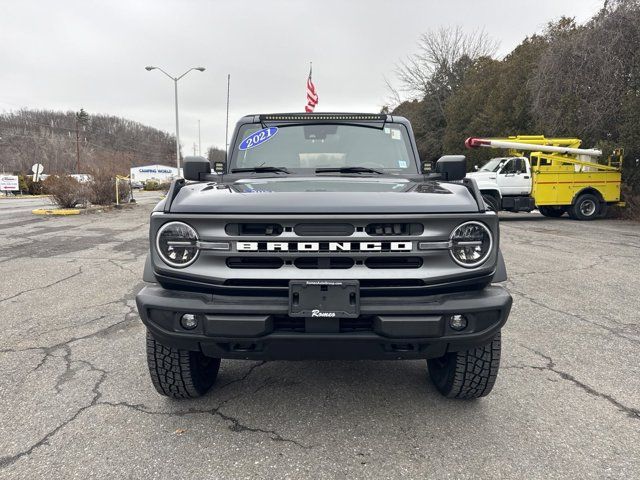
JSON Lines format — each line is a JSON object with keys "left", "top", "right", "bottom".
{"left": 183, "top": 156, "right": 211, "bottom": 181}
{"left": 435, "top": 155, "right": 467, "bottom": 181}
{"left": 474, "top": 165, "right": 479, "bottom": 171}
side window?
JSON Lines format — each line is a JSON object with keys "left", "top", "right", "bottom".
{"left": 501, "top": 159, "right": 515, "bottom": 174}
{"left": 514, "top": 158, "right": 525, "bottom": 173}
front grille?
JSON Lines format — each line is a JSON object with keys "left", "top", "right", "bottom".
{"left": 226, "top": 257, "right": 283, "bottom": 269}
{"left": 225, "top": 223, "right": 283, "bottom": 236}
{"left": 294, "top": 223, "right": 355, "bottom": 236}
{"left": 364, "top": 257, "right": 423, "bottom": 269}
{"left": 365, "top": 223, "right": 424, "bottom": 235}
{"left": 294, "top": 257, "right": 355, "bottom": 269}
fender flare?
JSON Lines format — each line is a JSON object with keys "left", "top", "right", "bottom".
{"left": 493, "top": 250, "right": 508, "bottom": 282}
{"left": 143, "top": 254, "right": 157, "bottom": 283}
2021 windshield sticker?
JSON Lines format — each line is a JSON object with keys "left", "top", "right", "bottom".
{"left": 239, "top": 127, "right": 278, "bottom": 150}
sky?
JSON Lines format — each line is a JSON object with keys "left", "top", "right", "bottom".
{"left": 0, "top": 0, "right": 603, "bottom": 155}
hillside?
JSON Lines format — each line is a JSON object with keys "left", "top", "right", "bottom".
{"left": 0, "top": 109, "right": 177, "bottom": 174}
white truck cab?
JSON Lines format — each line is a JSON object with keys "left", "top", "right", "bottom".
{"left": 466, "top": 157, "right": 533, "bottom": 211}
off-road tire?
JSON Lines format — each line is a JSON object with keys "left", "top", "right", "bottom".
{"left": 569, "top": 193, "right": 600, "bottom": 221}
{"left": 146, "top": 331, "right": 221, "bottom": 399}
{"left": 427, "top": 332, "right": 501, "bottom": 399}
{"left": 482, "top": 194, "right": 500, "bottom": 212}
{"left": 539, "top": 206, "right": 566, "bottom": 218}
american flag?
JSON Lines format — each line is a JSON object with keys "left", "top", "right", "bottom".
{"left": 305, "top": 65, "right": 318, "bottom": 112}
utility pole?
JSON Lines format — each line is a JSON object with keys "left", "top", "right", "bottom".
{"left": 198, "top": 119, "right": 201, "bottom": 156}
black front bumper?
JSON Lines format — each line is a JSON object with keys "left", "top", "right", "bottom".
{"left": 136, "top": 285, "right": 512, "bottom": 360}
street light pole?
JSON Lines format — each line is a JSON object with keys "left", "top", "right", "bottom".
{"left": 174, "top": 78, "right": 180, "bottom": 171}
{"left": 145, "top": 65, "right": 205, "bottom": 175}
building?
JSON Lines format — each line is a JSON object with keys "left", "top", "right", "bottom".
{"left": 130, "top": 164, "right": 182, "bottom": 184}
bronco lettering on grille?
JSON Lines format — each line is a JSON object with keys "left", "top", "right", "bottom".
{"left": 236, "top": 242, "right": 412, "bottom": 252}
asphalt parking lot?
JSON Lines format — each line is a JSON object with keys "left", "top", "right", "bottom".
{"left": 0, "top": 196, "right": 638, "bottom": 479}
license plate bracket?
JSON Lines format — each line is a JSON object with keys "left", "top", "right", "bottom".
{"left": 289, "top": 280, "right": 360, "bottom": 318}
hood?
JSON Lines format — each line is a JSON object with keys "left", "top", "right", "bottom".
{"left": 169, "top": 176, "right": 480, "bottom": 214}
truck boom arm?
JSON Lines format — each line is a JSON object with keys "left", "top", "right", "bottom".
{"left": 465, "top": 136, "right": 602, "bottom": 157}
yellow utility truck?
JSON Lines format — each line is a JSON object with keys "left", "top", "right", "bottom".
{"left": 465, "top": 135, "right": 624, "bottom": 220}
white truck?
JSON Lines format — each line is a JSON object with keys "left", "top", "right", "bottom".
{"left": 465, "top": 136, "right": 624, "bottom": 220}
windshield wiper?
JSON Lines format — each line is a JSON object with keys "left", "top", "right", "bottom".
{"left": 231, "top": 166, "right": 290, "bottom": 174}
{"left": 315, "top": 166, "right": 384, "bottom": 175}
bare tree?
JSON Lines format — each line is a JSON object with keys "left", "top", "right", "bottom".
{"left": 393, "top": 27, "right": 499, "bottom": 102}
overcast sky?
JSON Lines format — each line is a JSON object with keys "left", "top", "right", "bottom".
{"left": 1, "top": 0, "right": 603, "bottom": 155}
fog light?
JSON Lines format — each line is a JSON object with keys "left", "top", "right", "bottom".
{"left": 449, "top": 314, "right": 467, "bottom": 331}
{"left": 180, "top": 313, "right": 198, "bottom": 330}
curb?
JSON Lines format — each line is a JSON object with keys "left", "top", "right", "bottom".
{"left": 32, "top": 208, "right": 81, "bottom": 216}
{"left": 32, "top": 203, "right": 136, "bottom": 216}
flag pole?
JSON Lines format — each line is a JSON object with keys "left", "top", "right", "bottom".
{"left": 225, "top": 74, "right": 230, "bottom": 160}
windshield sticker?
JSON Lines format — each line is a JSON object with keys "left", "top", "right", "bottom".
{"left": 239, "top": 127, "right": 278, "bottom": 151}
{"left": 398, "top": 160, "right": 407, "bottom": 168}
{"left": 390, "top": 129, "right": 401, "bottom": 140}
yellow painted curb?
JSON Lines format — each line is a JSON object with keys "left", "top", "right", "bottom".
{"left": 32, "top": 208, "right": 81, "bottom": 216}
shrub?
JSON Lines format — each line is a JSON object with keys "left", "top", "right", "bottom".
{"left": 86, "top": 172, "right": 130, "bottom": 205}
{"left": 143, "top": 180, "right": 170, "bottom": 191}
{"left": 43, "top": 176, "right": 88, "bottom": 208}
{"left": 17, "top": 175, "right": 45, "bottom": 195}
{"left": 144, "top": 180, "right": 159, "bottom": 191}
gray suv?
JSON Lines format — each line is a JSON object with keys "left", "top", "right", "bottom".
{"left": 136, "top": 113, "right": 512, "bottom": 400}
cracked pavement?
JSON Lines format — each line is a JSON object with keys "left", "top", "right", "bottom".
{"left": 0, "top": 199, "right": 638, "bottom": 479}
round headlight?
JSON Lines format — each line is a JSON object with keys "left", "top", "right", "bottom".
{"left": 449, "top": 221, "right": 492, "bottom": 268}
{"left": 156, "top": 222, "right": 199, "bottom": 268}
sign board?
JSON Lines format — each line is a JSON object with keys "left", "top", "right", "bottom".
{"left": 31, "top": 163, "right": 44, "bottom": 182}
{"left": 0, "top": 175, "right": 20, "bottom": 191}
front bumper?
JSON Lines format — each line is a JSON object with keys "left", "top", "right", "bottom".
{"left": 136, "top": 285, "right": 512, "bottom": 360}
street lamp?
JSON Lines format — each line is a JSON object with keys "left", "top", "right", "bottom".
{"left": 145, "top": 66, "right": 205, "bottom": 175}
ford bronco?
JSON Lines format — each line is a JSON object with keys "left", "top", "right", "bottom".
{"left": 136, "top": 113, "right": 512, "bottom": 399}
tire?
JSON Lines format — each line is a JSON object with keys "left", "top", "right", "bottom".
{"left": 538, "top": 206, "right": 566, "bottom": 218}
{"left": 482, "top": 194, "right": 500, "bottom": 212}
{"left": 427, "top": 332, "right": 501, "bottom": 399}
{"left": 570, "top": 193, "right": 601, "bottom": 221}
{"left": 146, "top": 331, "right": 221, "bottom": 399}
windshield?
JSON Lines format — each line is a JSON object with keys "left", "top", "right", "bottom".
{"left": 230, "top": 123, "right": 418, "bottom": 173}
{"left": 479, "top": 157, "right": 507, "bottom": 172}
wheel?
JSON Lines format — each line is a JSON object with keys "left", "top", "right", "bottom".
{"left": 146, "top": 331, "right": 221, "bottom": 399}
{"left": 539, "top": 206, "right": 566, "bottom": 218}
{"left": 482, "top": 194, "right": 500, "bottom": 212}
{"left": 427, "top": 332, "right": 501, "bottom": 399}
{"left": 570, "top": 194, "right": 601, "bottom": 221}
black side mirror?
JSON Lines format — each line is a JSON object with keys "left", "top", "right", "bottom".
{"left": 183, "top": 156, "right": 211, "bottom": 181}
{"left": 435, "top": 155, "right": 467, "bottom": 181}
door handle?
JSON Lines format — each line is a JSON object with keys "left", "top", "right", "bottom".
{"left": 524, "top": 176, "right": 530, "bottom": 179}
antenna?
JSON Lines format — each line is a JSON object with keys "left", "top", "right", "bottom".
{"left": 198, "top": 119, "right": 201, "bottom": 156}
{"left": 225, "top": 74, "right": 230, "bottom": 160}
